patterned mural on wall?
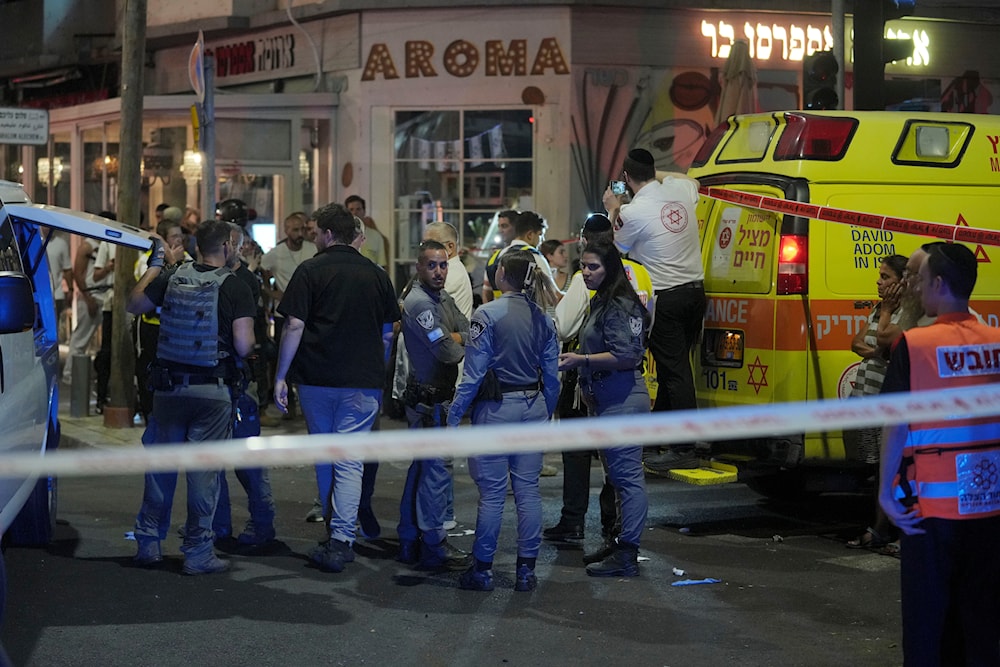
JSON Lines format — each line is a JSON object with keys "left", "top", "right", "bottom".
{"left": 570, "top": 66, "right": 730, "bottom": 212}
{"left": 940, "top": 70, "right": 995, "bottom": 114}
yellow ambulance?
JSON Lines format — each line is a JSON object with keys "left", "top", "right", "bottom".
{"left": 687, "top": 110, "right": 1000, "bottom": 496}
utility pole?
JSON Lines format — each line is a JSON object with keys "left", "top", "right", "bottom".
{"left": 105, "top": 0, "right": 147, "bottom": 428}
{"left": 853, "top": 1, "right": 886, "bottom": 110}
{"left": 832, "top": 0, "right": 845, "bottom": 109}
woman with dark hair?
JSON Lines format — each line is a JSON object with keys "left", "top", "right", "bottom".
{"left": 558, "top": 243, "right": 650, "bottom": 577}
{"left": 845, "top": 253, "right": 908, "bottom": 550}
{"left": 447, "top": 249, "right": 560, "bottom": 593}
{"left": 540, "top": 239, "right": 571, "bottom": 292}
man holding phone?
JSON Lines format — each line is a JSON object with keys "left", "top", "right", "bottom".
{"left": 602, "top": 148, "right": 705, "bottom": 471}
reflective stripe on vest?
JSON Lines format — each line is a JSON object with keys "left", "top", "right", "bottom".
{"left": 902, "top": 315, "right": 1000, "bottom": 520}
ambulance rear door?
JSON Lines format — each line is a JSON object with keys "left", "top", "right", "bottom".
{"left": 696, "top": 177, "right": 807, "bottom": 411}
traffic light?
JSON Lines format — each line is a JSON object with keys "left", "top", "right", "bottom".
{"left": 802, "top": 51, "right": 839, "bottom": 110}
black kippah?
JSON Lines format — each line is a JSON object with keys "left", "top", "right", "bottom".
{"left": 627, "top": 148, "right": 654, "bottom": 166}
{"left": 583, "top": 213, "right": 612, "bottom": 233}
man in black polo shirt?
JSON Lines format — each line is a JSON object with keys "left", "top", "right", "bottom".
{"left": 127, "top": 219, "right": 256, "bottom": 575}
{"left": 274, "top": 203, "right": 401, "bottom": 573}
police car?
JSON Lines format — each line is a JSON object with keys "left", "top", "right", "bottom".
{"left": 0, "top": 180, "right": 150, "bottom": 616}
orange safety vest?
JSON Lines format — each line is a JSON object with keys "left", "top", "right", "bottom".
{"left": 901, "top": 313, "right": 1000, "bottom": 520}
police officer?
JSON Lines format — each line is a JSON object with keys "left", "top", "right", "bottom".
{"left": 396, "top": 241, "right": 471, "bottom": 569}
{"left": 879, "top": 242, "right": 1000, "bottom": 665}
{"left": 546, "top": 213, "right": 654, "bottom": 564}
{"left": 127, "top": 220, "right": 256, "bottom": 575}
{"left": 447, "top": 250, "right": 560, "bottom": 592}
{"left": 215, "top": 198, "right": 249, "bottom": 228}
{"left": 212, "top": 222, "right": 277, "bottom": 547}
{"left": 558, "top": 243, "right": 650, "bottom": 578}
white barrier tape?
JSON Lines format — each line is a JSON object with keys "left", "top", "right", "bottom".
{"left": 4, "top": 385, "right": 999, "bottom": 478}
{"left": 700, "top": 186, "right": 1000, "bottom": 248}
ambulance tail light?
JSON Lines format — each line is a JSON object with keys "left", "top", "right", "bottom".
{"left": 777, "top": 234, "right": 808, "bottom": 294}
{"left": 691, "top": 122, "right": 729, "bottom": 167}
{"left": 774, "top": 113, "right": 858, "bottom": 161}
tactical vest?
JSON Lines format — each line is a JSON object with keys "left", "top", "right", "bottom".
{"left": 900, "top": 314, "right": 1000, "bottom": 520}
{"left": 157, "top": 263, "right": 232, "bottom": 368}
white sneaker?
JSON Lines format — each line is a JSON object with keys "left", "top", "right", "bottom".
{"left": 443, "top": 520, "right": 458, "bottom": 531}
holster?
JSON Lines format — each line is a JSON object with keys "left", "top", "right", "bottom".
{"left": 403, "top": 379, "right": 454, "bottom": 409}
{"left": 474, "top": 369, "right": 502, "bottom": 403}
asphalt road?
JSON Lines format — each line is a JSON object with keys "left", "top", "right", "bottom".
{"left": 1, "top": 446, "right": 903, "bottom": 667}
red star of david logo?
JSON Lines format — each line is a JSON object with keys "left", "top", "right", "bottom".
{"left": 746, "top": 355, "right": 769, "bottom": 395}
{"left": 660, "top": 203, "right": 689, "bottom": 233}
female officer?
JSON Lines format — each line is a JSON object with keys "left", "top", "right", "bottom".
{"left": 558, "top": 243, "right": 650, "bottom": 577}
{"left": 446, "top": 250, "right": 560, "bottom": 592}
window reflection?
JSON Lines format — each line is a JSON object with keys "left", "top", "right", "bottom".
{"left": 393, "top": 108, "right": 534, "bottom": 282}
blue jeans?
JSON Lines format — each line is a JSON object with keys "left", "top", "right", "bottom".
{"left": 467, "top": 390, "right": 547, "bottom": 563}
{"left": 594, "top": 372, "right": 649, "bottom": 547}
{"left": 397, "top": 404, "right": 450, "bottom": 545}
{"left": 215, "top": 467, "right": 276, "bottom": 536}
{"left": 134, "top": 383, "right": 232, "bottom": 561}
{"left": 298, "top": 385, "right": 380, "bottom": 545}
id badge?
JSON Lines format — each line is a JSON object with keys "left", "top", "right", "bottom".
{"left": 956, "top": 451, "right": 1000, "bottom": 516}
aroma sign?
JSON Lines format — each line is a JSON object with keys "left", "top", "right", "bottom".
{"left": 361, "top": 38, "right": 570, "bottom": 81}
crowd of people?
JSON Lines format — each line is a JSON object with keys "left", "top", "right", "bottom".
{"left": 49, "top": 145, "right": 1000, "bottom": 663}
{"left": 107, "top": 147, "right": 704, "bottom": 587}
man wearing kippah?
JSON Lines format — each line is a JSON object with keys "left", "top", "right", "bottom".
{"left": 603, "top": 148, "right": 705, "bottom": 471}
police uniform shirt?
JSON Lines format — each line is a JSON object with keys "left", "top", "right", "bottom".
{"left": 555, "top": 259, "right": 654, "bottom": 342}
{"left": 278, "top": 244, "right": 400, "bottom": 389}
{"left": 578, "top": 294, "right": 648, "bottom": 371}
{"left": 144, "top": 263, "right": 256, "bottom": 374}
{"left": 614, "top": 177, "right": 703, "bottom": 292}
{"left": 402, "top": 282, "right": 469, "bottom": 388}
{"left": 447, "top": 293, "right": 560, "bottom": 426}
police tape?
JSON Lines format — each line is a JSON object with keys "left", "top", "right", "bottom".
{"left": 699, "top": 186, "right": 1000, "bottom": 248}
{"left": 3, "top": 385, "right": 1000, "bottom": 479}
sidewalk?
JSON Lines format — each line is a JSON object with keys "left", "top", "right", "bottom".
{"left": 57, "top": 388, "right": 315, "bottom": 452}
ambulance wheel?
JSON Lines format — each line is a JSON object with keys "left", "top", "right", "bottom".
{"left": 745, "top": 471, "right": 808, "bottom": 500}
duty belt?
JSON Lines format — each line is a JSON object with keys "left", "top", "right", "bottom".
{"left": 655, "top": 280, "right": 704, "bottom": 295}
{"left": 500, "top": 382, "right": 541, "bottom": 393}
{"left": 170, "top": 373, "right": 227, "bottom": 387}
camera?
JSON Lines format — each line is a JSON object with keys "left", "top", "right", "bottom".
{"left": 610, "top": 180, "right": 627, "bottom": 195}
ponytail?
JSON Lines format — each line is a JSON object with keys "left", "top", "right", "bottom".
{"left": 498, "top": 249, "right": 559, "bottom": 310}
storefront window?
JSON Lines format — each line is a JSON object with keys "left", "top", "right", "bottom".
{"left": 394, "top": 109, "right": 534, "bottom": 284}
{"left": 40, "top": 135, "right": 72, "bottom": 209}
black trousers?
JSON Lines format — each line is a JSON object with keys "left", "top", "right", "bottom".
{"left": 900, "top": 516, "right": 1000, "bottom": 667}
{"left": 134, "top": 318, "right": 160, "bottom": 419}
{"left": 560, "top": 449, "right": 618, "bottom": 536}
{"left": 649, "top": 285, "right": 706, "bottom": 414}
{"left": 94, "top": 311, "right": 113, "bottom": 405}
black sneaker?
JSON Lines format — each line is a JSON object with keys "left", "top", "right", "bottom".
{"left": 182, "top": 555, "right": 231, "bottom": 576}
{"left": 582, "top": 535, "right": 616, "bottom": 565}
{"left": 514, "top": 565, "right": 537, "bottom": 592}
{"left": 309, "top": 539, "right": 355, "bottom": 573}
{"left": 458, "top": 566, "right": 494, "bottom": 591}
{"left": 542, "top": 522, "right": 584, "bottom": 542}
{"left": 134, "top": 540, "right": 164, "bottom": 567}
{"left": 643, "top": 449, "right": 699, "bottom": 473}
{"left": 419, "top": 540, "right": 471, "bottom": 570}
{"left": 586, "top": 542, "right": 640, "bottom": 578}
